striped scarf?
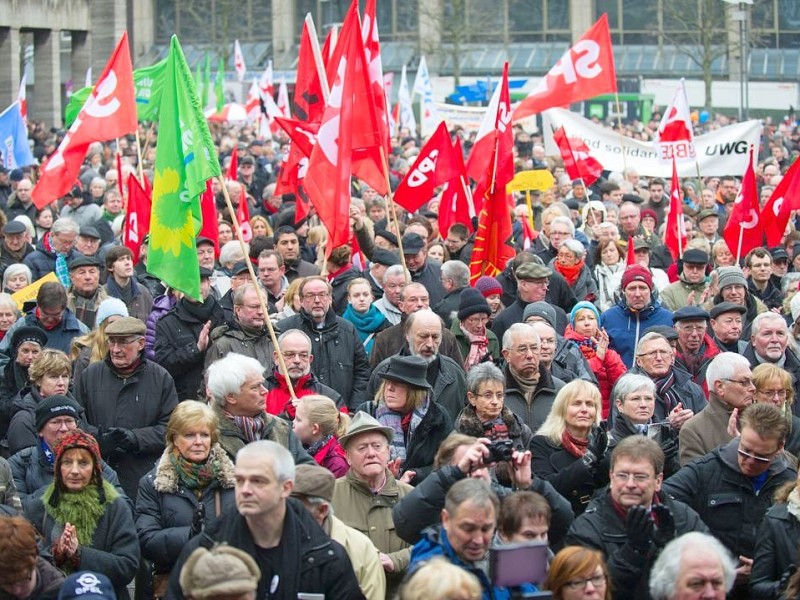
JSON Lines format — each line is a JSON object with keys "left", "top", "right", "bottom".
{"left": 225, "top": 410, "right": 266, "bottom": 443}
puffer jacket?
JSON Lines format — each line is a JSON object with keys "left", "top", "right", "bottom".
{"left": 135, "top": 444, "right": 237, "bottom": 574}
{"left": 145, "top": 293, "right": 177, "bottom": 360}
{"left": 600, "top": 296, "right": 674, "bottom": 368}
{"left": 564, "top": 325, "right": 627, "bottom": 417}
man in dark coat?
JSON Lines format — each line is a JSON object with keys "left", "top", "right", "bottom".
{"left": 276, "top": 276, "right": 370, "bottom": 412}
{"left": 566, "top": 437, "right": 708, "bottom": 600}
{"left": 433, "top": 260, "right": 470, "bottom": 327}
{"left": 672, "top": 306, "right": 720, "bottom": 392}
{"left": 23, "top": 217, "right": 80, "bottom": 281}
{"left": 155, "top": 268, "right": 225, "bottom": 400}
{"left": 0, "top": 220, "right": 34, "bottom": 279}
{"left": 274, "top": 226, "right": 321, "bottom": 283}
{"left": 663, "top": 403, "right": 796, "bottom": 599}
{"left": 205, "top": 284, "right": 274, "bottom": 368}
{"left": 75, "top": 316, "right": 179, "bottom": 499}
{"left": 401, "top": 232, "right": 446, "bottom": 307}
{"left": 166, "top": 440, "right": 364, "bottom": 600}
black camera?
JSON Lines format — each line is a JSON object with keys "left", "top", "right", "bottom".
{"left": 486, "top": 440, "right": 515, "bottom": 463}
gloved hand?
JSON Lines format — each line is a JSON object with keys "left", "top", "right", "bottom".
{"left": 660, "top": 429, "right": 679, "bottom": 463}
{"left": 103, "top": 428, "right": 138, "bottom": 453}
{"left": 652, "top": 504, "right": 676, "bottom": 547}
{"left": 189, "top": 503, "right": 205, "bottom": 537}
{"left": 626, "top": 505, "right": 654, "bottom": 553}
{"left": 582, "top": 423, "right": 608, "bottom": 468}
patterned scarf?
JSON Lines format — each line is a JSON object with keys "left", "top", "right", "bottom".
{"left": 170, "top": 451, "right": 217, "bottom": 494}
{"left": 225, "top": 410, "right": 266, "bottom": 443}
{"left": 40, "top": 436, "right": 55, "bottom": 464}
{"left": 55, "top": 255, "right": 70, "bottom": 288}
{"left": 460, "top": 323, "right": 489, "bottom": 371}
{"left": 653, "top": 370, "right": 682, "bottom": 413}
{"left": 307, "top": 434, "right": 334, "bottom": 456}
{"left": 374, "top": 395, "right": 429, "bottom": 461}
{"left": 561, "top": 430, "right": 590, "bottom": 458}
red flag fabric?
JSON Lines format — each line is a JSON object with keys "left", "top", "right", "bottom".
{"left": 654, "top": 78, "right": 696, "bottom": 163}
{"left": 552, "top": 126, "right": 603, "bottom": 186}
{"left": 362, "top": 0, "right": 391, "bottom": 154}
{"left": 273, "top": 116, "right": 319, "bottom": 222}
{"left": 236, "top": 194, "right": 252, "bottom": 242}
{"left": 469, "top": 64, "right": 515, "bottom": 284}
{"left": 293, "top": 20, "right": 326, "bottom": 123}
{"left": 199, "top": 180, "right": 220, "bottom": 257}
{"left": 33, "top": 33, "right": 137, "bottom": 208}
{"left": 393, "top": 121, "right": 461, "bottom": 213}
{"left": 321, "top": 28, "right": 335, "bottom": 71}
{"left": 438, "top": 138, "right": 474, "bottom": 240}
{"left": 664, "top": 158, "right": 687, "bottom": 260}
{"left": 625, "top": 236, "right": 636, "bottom": 266}
{"left": 228, "top": 146, "right": 239, "bottom": 181}
{"left": 512, "top": 14, "right": 617, "bottom": 122}
{"left": 123, "top": 173, "right": 151, "bottom": 262}
{"left": 762, "top": 157, "right": 800, "bottom": 246}
{"left": 723, "top": 149, "right": 762, "bottom": 262}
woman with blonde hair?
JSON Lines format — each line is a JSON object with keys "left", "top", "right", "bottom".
{"left": 293, "top": 394, "right": 351, "bottom": 477}
{"left": 249, "top": 214, "right": 272, "bottom": 238}
{"left": 273, "top": 276, "right": 304, "bottom": 320}
{"left": 531, "top": 380, "right": 609, "bottom": 515}
{"left": 399, "top": 556, "right": 482, "bottom": 600}
{"left": 543, "top": 546, "right": 612, "bottom": 600}
{"left": 71, "top": 297, "right": 129, "bottom": 382}
{"left": 342, "top": 277, "right": 389, "bottom": 355}
{"left": 752, "top": 362, "right": 800, "bottom": 456}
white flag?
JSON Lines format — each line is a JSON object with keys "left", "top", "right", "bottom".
{"left": 277, "top": 78, "right": 291, "bottom": 118}
{"left": 234, "top": 40, "right": 247, "bottom": 82}
{"left": 16, "top": 74, "right": 26, "bottom": 124}
{"left": 259, "top": 59, "right": 274, "bottom": 98}
{"left": 398, "top": 65, "right": 417, "bottom": 137}
{"left": 411, "top": 56, "right": 440, "bottom": 137}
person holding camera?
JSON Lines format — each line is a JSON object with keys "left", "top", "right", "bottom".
{"left": 531, "top": 380, "right": 611, "bottom": 516}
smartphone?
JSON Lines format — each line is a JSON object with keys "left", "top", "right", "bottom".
{"left": 489, "top": 541, "right": 549, "bottom": 588}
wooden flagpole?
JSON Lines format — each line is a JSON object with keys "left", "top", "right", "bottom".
{"left": 379, "top": 147, "right": 411, "bottom": 284}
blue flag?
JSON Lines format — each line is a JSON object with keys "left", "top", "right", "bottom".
{"left": 0, "top": 102, "right": 35, "bottom": 169}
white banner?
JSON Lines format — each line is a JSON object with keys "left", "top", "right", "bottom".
{"left": 542, "top": 108, "right": 762, "bottom": 177}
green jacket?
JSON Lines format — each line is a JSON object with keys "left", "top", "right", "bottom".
{"left": 450, "top": 319, "right": 500, "bottom": 367}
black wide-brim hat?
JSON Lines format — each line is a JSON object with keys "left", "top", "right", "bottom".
{"left": 378, "top": 355, "right": 432, "bottom": 390}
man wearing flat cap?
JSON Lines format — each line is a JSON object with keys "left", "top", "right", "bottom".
{"left": 362, "top": 248, "right": 400, "bottom": 302}
{"left": 75, "top": 225, "right": 102, "bottom": 258}
{"left": 76, "top": 316, "right": 178, "bottom": 498}
{"left": 659, "top": 249, "right": 710, "bottom": 312}
{"left": 672, "top": 306, "right": 720, "bottom": 391}
{"left": 66, "top": 254, "right": 108, "bottom": 329}
{"left": 709, "top": 302, "right": 748, "bottom": 353}
{"left": 400, "top": 232, "right": 446, "bottom": 306}
{"left": 0, "top": 220, "right": 34, "bottom": 278}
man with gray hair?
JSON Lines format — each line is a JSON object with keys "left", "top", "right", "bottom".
{"left": 433, "top": 260, "right": 470, "bottom": 326}
{"left": 534, "top": 215, "right": 574, "bottom": 265}
{"left": 678, "top": 352, "right": 755, "bottom": 465}
{"left": 205, "top": 284, "right": 274, "bottom": 368}
{"left": 24, "top": 217, "right": 80, "bottom": 281}
{"left": 167, "top": 440, "right": 364, "bottom": 600}
{"left": 372, "top": 263, "right": 406, "bottom": 325}
{"left": 649, "top": 532, "right": 736, "bottom": 600}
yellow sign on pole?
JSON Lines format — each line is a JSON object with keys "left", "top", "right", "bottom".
{"left": 11, "top": 272, "right": 58, "bottom": 310}
{"left": 507, "top": 170, "right": 555, "bottom": 193}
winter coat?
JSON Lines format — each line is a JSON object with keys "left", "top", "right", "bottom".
{"left": 75, "top": 356, "right": 179, "bottom": 498}
{"left": 678, "top": 397, "right": 734, "bottom": 466}
{"left": 328, "top": 514, "right": 386, "bottom": 600}
{"left": 749, "top": 277, "right": 785, "bottom": 312}
{"left": 0, "top": 556, "right": 64, "bottom": 600}
{"left": 165, "top": 498, "right": 365, "bottom": 600}
{"left": 204, "top": 319, "right": 275, "bottom": 369}
{"left": 103, "top": 277, "right": 153, "bottom": 323}
{"left": 370, "top": 318, "right": 464, "bottom": 368}
{"left": 0, "top": 309, "right": 88, "bottom": 355}
{"left": 410, "top": 260, "right": 446, "bottom": 307}
{"left": 600, "top": 296, "right": 674, "bottom": 368}
{"left": 751, "top": 501, "right": 800, "bottom": 599}
{"left": 607, "top": 416, "right": 681, "bottom": 478}
{"left": 264, "top": 369, "right": 343, "bottom": 417}
{"left": 276, "top": 309, "right": 371, "bottom": 412}
{"left": 356, "top": 397, "right": 453, "bottom": 485}
{"left": 6, "top": 388, "right": 83, "bottom": 456}
{"left": 0, "top": 241, "right": 34, "bottom": 280}
{"left": 134, "top": 444, "right": 237, "bottom": 574}
{"left": 552, "top": 335, "right": 599, "bottom": 385}
{"left": 145, "top": 293, "right": 177, "bottom": 360}
{"left": 551, "top": 261, "right": 598, "bottom": 304}
{"left": 454, "top": 404, "right": 533, "bottom": 454}
{"left": 367, "top": 352, "right": 467, "bottom": 424}
{"left": 411, "top": 526, "right": 539, "bottom": 600}
{"left": 0, "top": 360, "right": 30, "bottom": 439}
{"left": 451, "top": 319, "right": 500, "bottom": 367}
{"left": 0, "top": 455, "right": 20, "bottom": 510}
{"left": 594, "top": 262, "right": 624, "bottom": 312}
{"left": 659, "top": 275, "right": 708, "bottom": 312}
{"left": 135, "top": 261, "right": 166, "bottom": 299}
{"left": 23, "top": 236, "right": 80, "bottom": 281}
{"left": 284, "top": 258, "right": 321, "bottom": 283}
{"left": 662, "top": 437, "right": 797, "bottom": 559}
{"left": 5, "top": 194, "right": 36, "bottom": 226}
{"left": 333, "top": 468, "right": 413, "bottom": 597}
{"left": 312, "top": 435, "right": 349, "bottom": 477}
{"left": 530, "top": 434, "right": 610, "bottom": 516}
{"left": 391, "top": 464, "right": 575, "bottom": 550}
{"left": 213, "top": 403, "right": 314, "bottom": 465}
{"left": 492, "top": 297, "right": 569, "bottom": 343}
{"left": 60, "top": 198, "right": 103, "bottom": 228}
{"left": 433, "top": 287, "right": 464, "bottom": 327}
{"left": 743, "top": 343, "right": 800, "bottom": 419}
{"left": 674, "top": 334, "right": 721, "bottom": 393}
{"left": 26, "top": 488, "right": 140, "bottom": 600}
{"left": 67, "top": 285, "right": 110, "bottom": 330}
{"left": 566, "top": 491, "right": 709, "bottom": 600}
{"left": 154, "top": 298, "right": 225, "bottom": 400}
{"left": 503, "top": 363, "right": 565, "bottom": 433}
{"left": 330, "top": 265, "right": 363, "bottom": 315}
{"left": 564, "top": 325, "right": 627, "bottom": 417}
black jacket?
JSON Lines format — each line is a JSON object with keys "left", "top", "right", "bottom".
{"left": 662, "top": 438, "right": 797, "bottom": 559}
{"left": 492, "top": 297, "right": 570, "bottom": 343}
{"left": 154, "top": 297, "right": 225, "bottom": 400}
{"left": 751, "top": 501, "right": 800, "bottom": 599}
{"left": 276, "top": 309, "right": 372, "bottom": 411}
{"left": 607, "top": 416, "right": 681, "bottom": 479}
{"left": 330, "top": 265, "right": 362, "bottom": 315}
{"left": 566, "top": 491, "right": 709, "bottom": 600}
{"left": 611, "top": 365, "right": 707, "bottom": 426}
{"left": 165, "top": 498, "right": 365, "bottom": 600}
{"left": 743, "top": 343, "right": 800, "bottom": 419}
{"left": 433, "top": 287, "right": 464, "bottom": 328}
{"left": 410, "top": 260, "right": 445, "bottom": 307}
{"left": 370, "top": 318, "right": 464, "bottom": 368}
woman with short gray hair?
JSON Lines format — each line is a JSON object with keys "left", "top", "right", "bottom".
{"left": 553, "top": 238, "right": 598, "bottom": 303}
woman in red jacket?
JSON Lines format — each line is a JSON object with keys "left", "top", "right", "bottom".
{"left": 293, "top": 394, "right": 350, "bottom": 477}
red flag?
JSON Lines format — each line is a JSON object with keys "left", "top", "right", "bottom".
{"left": 293, "top": 20, "right": 326, "bottom": 123}
{"left": 321, "top": 28, "right": 335, "bottom": 71}
{"left": 226, "top": 147, "right": 252, "bottom": 241}
{"left": 393, "top": 121, "right": 461, "bottom": 213}
{"left": 625, "top": 236, "right": 636, "bottom": 266}
{"left": 362, "top": 0, "right": 391, "bottom": 154}
{"left": 123, "top": 173, "right": 151, "bottom": 262}
{"left": 228, "top": 146, "right": 239, "bottom": 181}
{"left": 762, "top": 157, "right": 800, "bottom": 246}
{"left": 33, "top": 33, "right": 136, "bottom": 208}
{"left": 723, "top": 148, "right": 762, "bottom": 262}
{"left": 552, "top": 126, "right": 603, "bottom": 186}
{"left": 199, "top": 180, "right": 220, "bottom": 257}
{"left": 654, "top": 78, "right": 696, "bottom": 163}
{"left": 438, "top": 138, "right": 474, "bottom": 239}
{"left": 17, "top": 75, "right": 26, "bottom": 125}
{"left": 469, "top": 64, "right": 515, "bottom": 284}
{"left": 465, "top": 74, "right": 513, "bottom": 185}
{"left": 664, "top": 157, "right": 687, "bottom": 260}
{"left": 512, "top": 14, "right": 616, "bottom": 122}
{"left": 274, "top": 116, "right": 319, "bottom": 223}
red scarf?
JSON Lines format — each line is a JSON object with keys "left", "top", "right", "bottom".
{"left": 561, "top": 430, "right": 589, "bottom": 458}
{"left": 555, "top": 259, "right": 585, "bottom": 286}
{"left": 264, "top": 371, "right": 315, "bottom": 419}
{"left": 327, "top": 264, "right": 350, "bottom": 283}
{"left": 35, "top": 307, "right": 61, "bottom": 330}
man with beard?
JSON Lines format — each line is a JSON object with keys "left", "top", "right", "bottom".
{"left": 709, "top": 302, "right": 748, "bottom": 353}
{"left": 0, "top": 221, "right": 33, "bottom": 279}
{"left": 154, "top": 267, "right": 225, "bottom": 400}
{"left": 274, "top": 226, "right": 320, "bottom": 282}
{"left": 264, "top": 329, "right": 342, "bottom": 418}
{"left": 672, "top": 306, "right": 720, "bottom": 391}
{"left": 66, "top": 255, "right": 108, "bottom": 329}
{"left": 368, "top": 309, "right": 467, "bottom": 422}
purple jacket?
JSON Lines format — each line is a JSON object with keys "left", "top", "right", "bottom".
{"left": 145, "top": 294, "right": 177, "bottom": 360}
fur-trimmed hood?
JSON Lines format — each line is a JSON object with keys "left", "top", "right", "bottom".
{"left": 153, "top": 443, "right": 236, "bottom": 494}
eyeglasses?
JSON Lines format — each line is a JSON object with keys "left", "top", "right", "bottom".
{"left": 637, "top": 349, "right": 671, "bottom": 358}
{"left": 512, "top": 345, "right": 540, "bottom": 355}
{"left": 737, "top": 447, "right": 778, "bottom": 464}
{"left": 282, "top": 351, "right": 310, "bottom": 360}
{"left": 46, "top": 417, "right": 77, "bottom": 429}
{"left": 564, "top": 574, "right": 607, "bottom": 591}
{"left": 756, "top": 389, "right": 788, "bottom": 400}
{"left": 723, "top": 378, "right": 755, "bottom": 388}
{"left": 303, "top": 292, "right": 330, "bottom": 300}
{"left": 476, "top": 392, "right": 505, "bottom": 401}
{"left": 108, "top": 336, "right": 143, "bottom": 347}
{"left": 611, "top": 472, "right": 653, "bottom": 484}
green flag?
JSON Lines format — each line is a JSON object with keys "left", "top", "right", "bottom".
{"left": 65, "top": 59, "right": 168, "bottom": 126}
{"left": 147, "top": 35, "right": 221, "bottom": 300}
{"left": 202, "top": 52, "right": 211, "bottom": 109}
{"left": 215, "top": 58, "right": 225, "bottom": 113}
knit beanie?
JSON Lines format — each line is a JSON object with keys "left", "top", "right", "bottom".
{"left": 620, "top": 265, "right": 654, "bottom": 290}
{"left": 570, "top": 301, "right": 601, "bottom": 326}
{"left": 474, "top": 275, "right": 503, "bottom": 298}
{"left": 95, "top": 298, "right": 129, "bottom": 327}
{"left": 523, "top": 301, "right": 557, "bottom": 328}
{"left": 51, "top": 429, "right": 104, "bottom": 506}
{"left": 457, "top": 288, "right": 491, "bottom": 321}
{"left": 35, "top": 394, "right": 81, "bottom": 431}
{"left": 716, "top": 266, "right": 747, "bottom": 291}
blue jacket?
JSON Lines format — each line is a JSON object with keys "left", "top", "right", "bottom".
{"left": 410, "top": 527, "right": 538, "bottom": 600}
{"left": 0, "top": 309, "right": 88, "bottom": 355}
{"left": 600, "top": 297, "right": 673, "bottom": 368}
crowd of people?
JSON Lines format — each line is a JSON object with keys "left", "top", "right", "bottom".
{"left": 0, "top": 109, "right": 798, "bottom": 600}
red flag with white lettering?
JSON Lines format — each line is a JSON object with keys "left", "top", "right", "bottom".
{"left": 654, "top": 78, "right": 696, "bottom": 163}
{"left": 123, "top": 173, "right": 151, "bottom": 262}
{"left": 723, "top": 149, "right": 762, "bottom": 262}
{"left": 274, "top": 116, "right": 319, "bottom": 223}
{"left": 438, "top": 138, "right": 474, "bottom": 239}
{"left": 664, "top": 157, "right": 687, "bottom": 260}
{"left": 362, "top": 0, "right": 391, "bottom": 154}
{"left": 33, "top": 33, "right": 137, "bottom": 208}
{"left": 465, "top": 74, "right": 512, "bottom": 184}
{"left": 512, "top": 14, "right": 616, "bottom": 122}
{"left": 552, "top": 126, "right": 603, "bottom": 186}
{"left": 393, "top": 121, "right": 461, "bottom": 213}
{"left": 762, "top": 156, "right": 800, "bottom": 246}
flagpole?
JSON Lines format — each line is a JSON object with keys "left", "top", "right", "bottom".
{"left": 736, "top": 226, "right": 744, "bottom": 265}
{"left": 525, "top": 190, "right": 536, "bottom": 235}
{"left": 134, "top": 129, "right": 145, "bottom": 185}
{"left": 219, "top": 175, "right": 297, "bottom": 401}
{"left": 613, "top": 92, "right": 629, "bottom": 174}
{"left": 379, "top": 147, "right": 411, "bottom": 284}
{"left": 138, "top": 122, "right": 157, "bottom": 174}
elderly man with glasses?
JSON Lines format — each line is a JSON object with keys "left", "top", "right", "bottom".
{"left": 663, "top": 403, "right": 796, "bottom": 600}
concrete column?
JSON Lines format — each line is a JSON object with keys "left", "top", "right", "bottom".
{"left": 89, "top": 1, "right": 126, "bottom": 75}
{"left": 0, "top": 27, "right": 21, "bottom": 106}
{"left": 71, "top": 30, "right": 91, "bottom": 90}
{"left": 569, "top": 0, "right": 594, "bottom": 43}
{"left": 418, "top": 0, "right": 441, "bottom": 58}
{"left": 131, "top": 0, "right": 155, "bottom": 62}
{"left": 272, "top": 0, "right": 295, "bottom": 66}
{"left": 33, "top": 29, "right": 61, "bottom": 126}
